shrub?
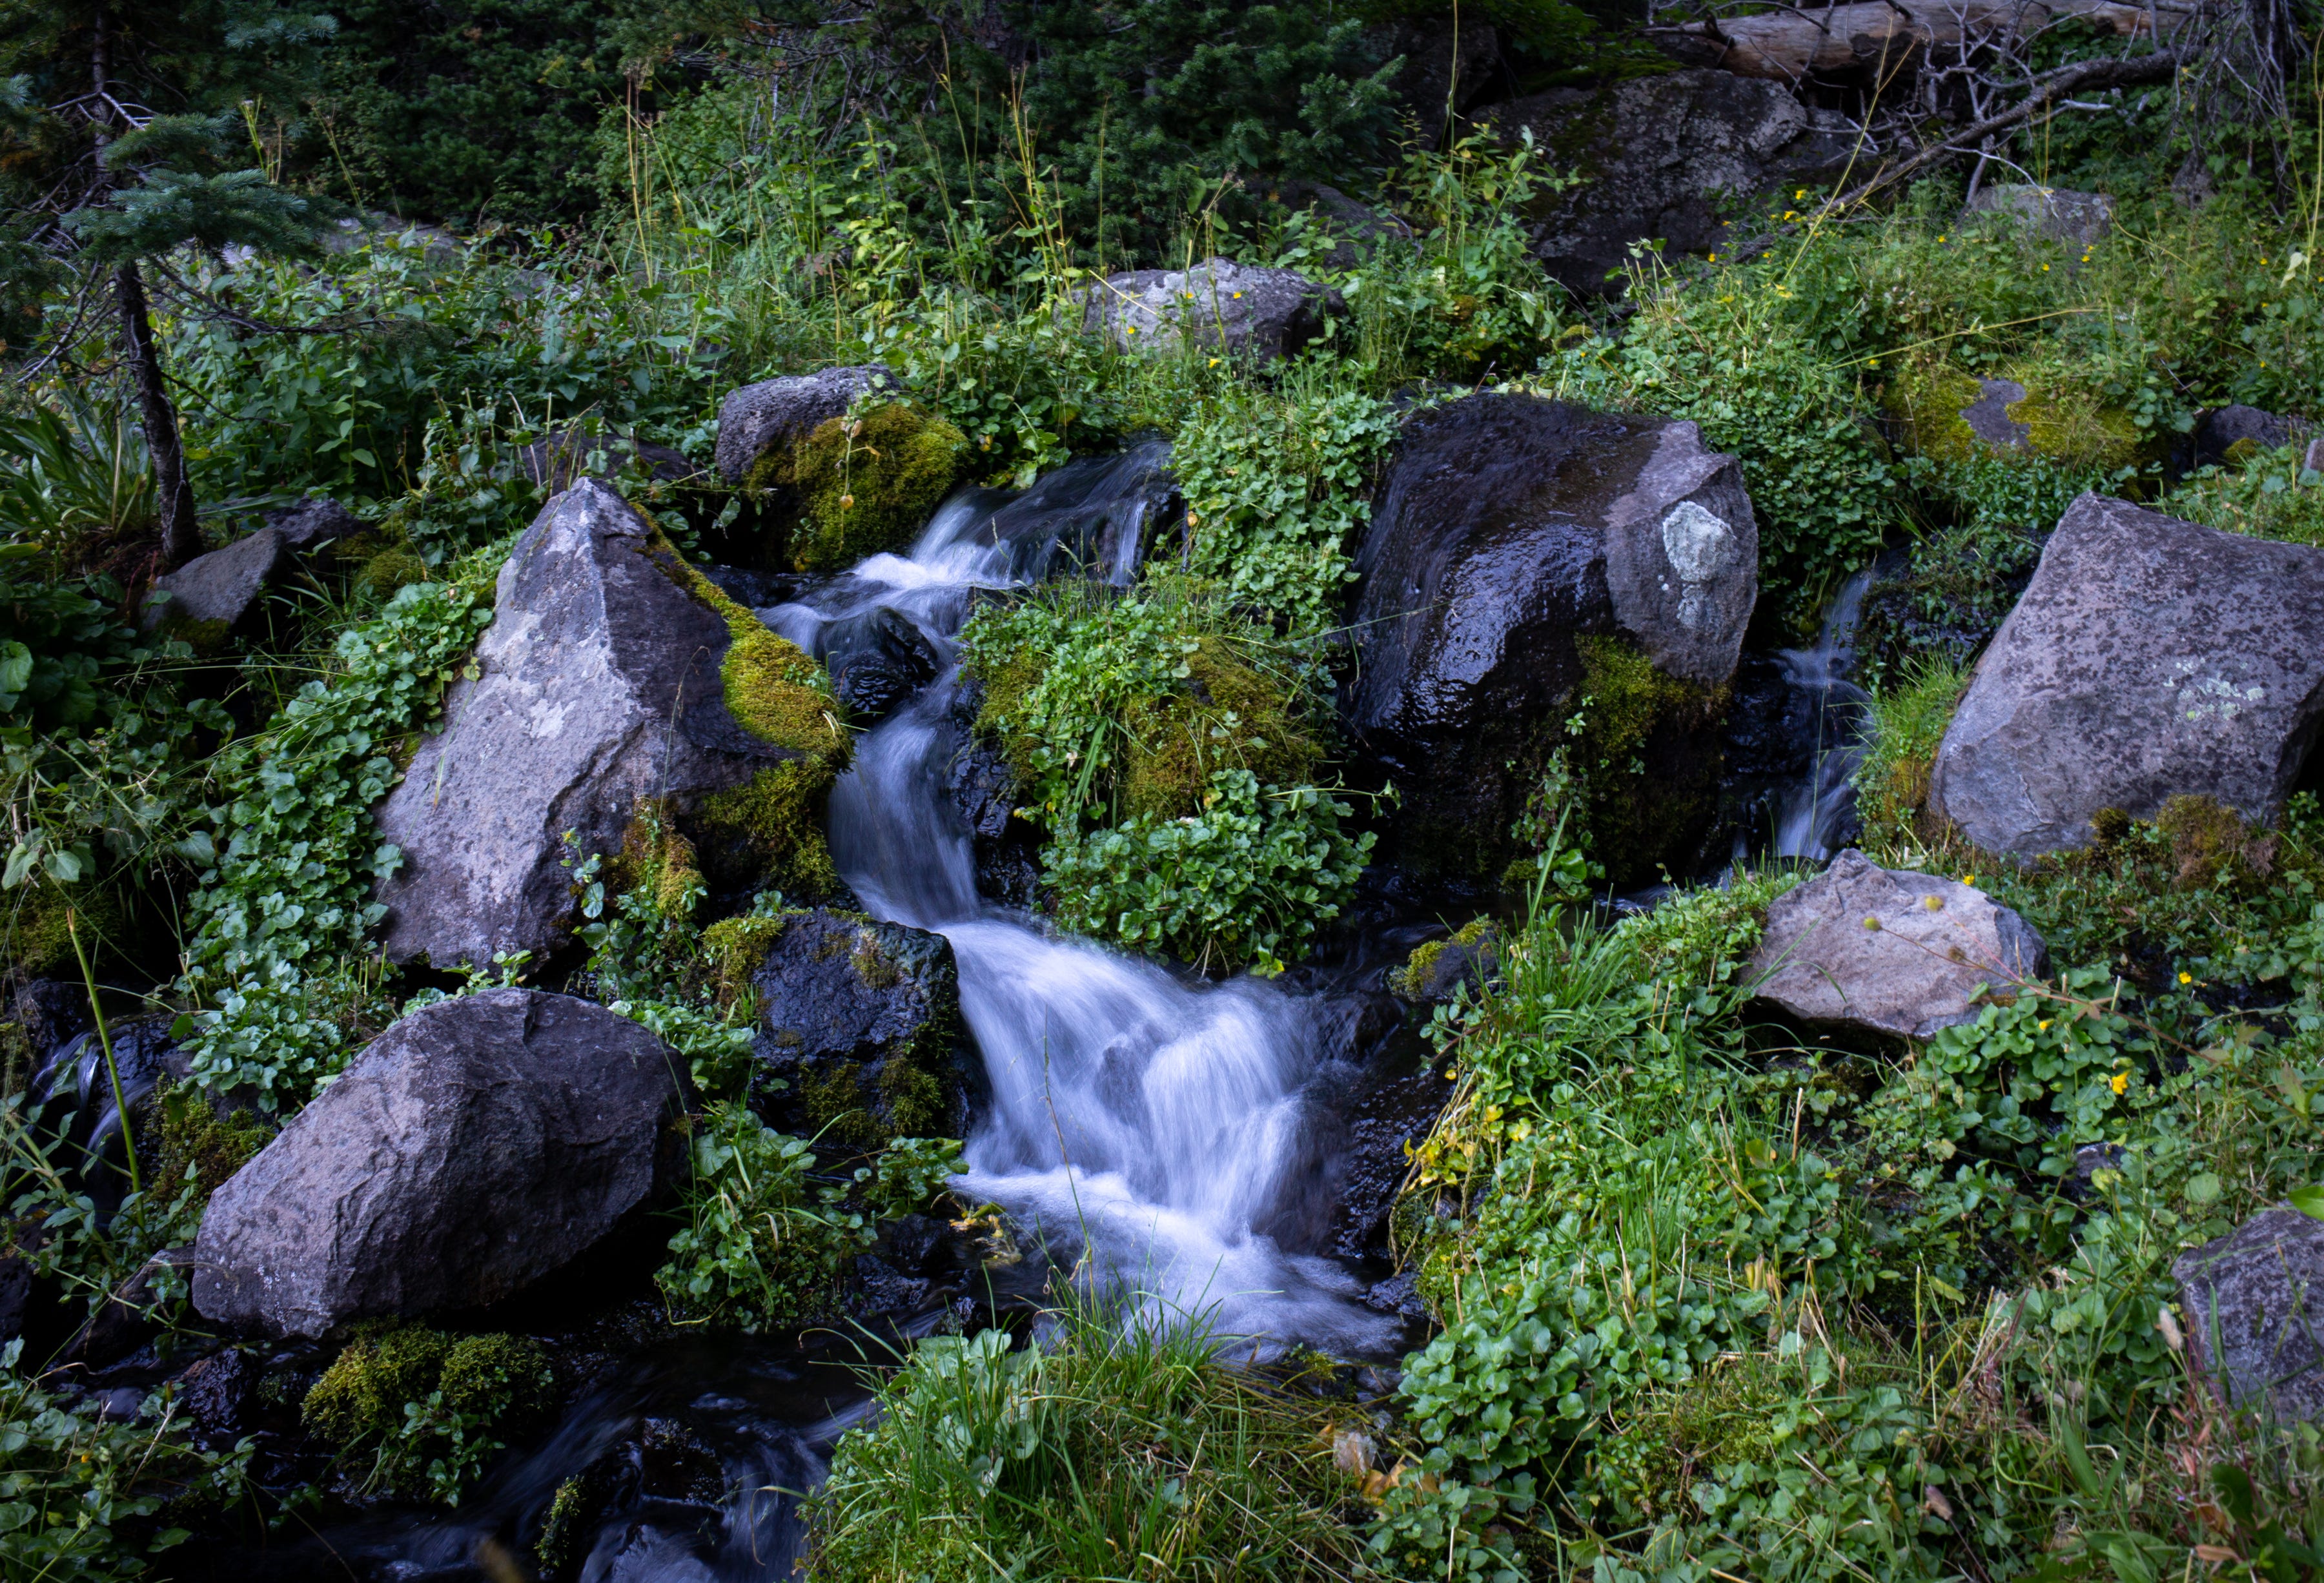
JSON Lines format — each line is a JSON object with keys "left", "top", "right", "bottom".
{"left": 1852, "top": 659, "right": 1966, "bottom": 849}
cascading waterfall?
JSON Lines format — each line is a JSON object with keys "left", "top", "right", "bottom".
{"left": 1771, "top": 567, "right": 1877, "bottom": 861}
{"left": 777, "top": 459, "right": 1395, "bottom": 1358}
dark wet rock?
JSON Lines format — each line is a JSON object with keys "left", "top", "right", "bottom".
{"left": 944, "top": 683, "right": 1043, "bottom": 909}
{"left": 6, "top": 980, "right": 90, "bottom": 1069}
{"left": 192, "top": 989, "right": 686, "bottom": 1338}
{"left": 1476, "top": 72, "right": 1853, "bottom": 294}
{"left": 1929, "top": 495, "right": 2324, "bottom": 859}
{"left": 1364, "top": 1271, "right": 1429, "bottom": 1320}
{"left": 2196, "top": 403, "right": 2315, "bottom": 466}
{"left": 699, "top": 565, "right": 810, "bottom": 610}
{"left": 853, "top": 1252, "right": 930, "bottom": 1317}
{"left": 1343, "top": 393, "right": 1757, "bottom": 880}
{"left": 538, "top": 1416, "right": 729, "bottom": 1582}
{"left": 1964, "top": 183, "right": 2115, "bottom": 248}
{"left": 750, "top": 910, "right": 967, "bottom": 1143}
{"left": 1080, "top": 259, "right": 1343, "bottom": 365}
{"left": 176, "top": 1349, "right": 260, "bottom": 1449}
{"left": 2176, "top": 1207, "right": 2324, "bottom": 1422}
{"left": 1749, "top": 850, "right": 2050, "bottom": 1041}
{"left": 950, "top": 436, "right": 1178, "bottom": 587}
{"left": 32, "top": 1016, "right": 187, "bottom": 1213}
{"left": 826, "top": 606, "right": 943, "bottom": 721}
{"left": 1371, "top": 17, "right": 1504, "bottom": 148}
{"left": 374, "top": 481, "right": 806, "bottom": 969}
{"left": 139, "top": 527, "right": 283, "bottom": 640}
{"left": 1388, "top": 922, "right": 1500, "bottom": 1005}
{"left": 519, "top": 427, "right": 702, "bottom": 493}
{"left": 263, "top": 496, "right": 363, "bottom": 553}
{"left": 714, "top": 364, "right": 898, "bottom": 485}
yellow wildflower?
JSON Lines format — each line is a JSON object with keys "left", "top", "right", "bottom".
{"left": 2110, "top": 1072, "right": 2129, "bottom": 1096}
{"left": 2179, "top": 972, "right": 2194, "bottom": 985}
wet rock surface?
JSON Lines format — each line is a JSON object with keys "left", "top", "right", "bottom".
{"left": 2176, "top": 1207, "right": 2324, "bottom": 1422}
{"left": 826, "top": 606, "right": 943, "bottom": 721}
{"left": 942, "top": 682, "right": 1043, "bottom": 909}
{"left": 1749, "top": 850, "right": 2050, "bottom": 1041}
{"left": 1080, "top": 258, "right": 1343, "bottom": 364}
{"left": 374, "top": 481, "right": 801, "bottom": 968}
{"left": 713, "top": 363, "right": 898, "bottom": 484}
{"left": 1929, "top": 493, "right": 2324, "bottom": 858}
{"left": 193, "top": 989, "right": 686, "bottom": 1338}
{"left": 1343, "top": 393, "right": 1757, "bottom": 877}
{"left": 1478, "top": 71, "right": 1854, "bottom": 294}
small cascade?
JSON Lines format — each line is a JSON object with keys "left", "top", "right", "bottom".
{"left": 1771, "top": 567, "right": 1877, "bottom": 861}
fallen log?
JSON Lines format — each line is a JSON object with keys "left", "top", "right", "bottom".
{"left": 1652, "top": 0, "right": 2201, "bottom": 81}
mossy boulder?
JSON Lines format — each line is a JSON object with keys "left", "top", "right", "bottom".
{"left": 786, "top": 402, "right": 966, "bottom": 572}
{"left": 744, "top": 908, "right": 968, "bottom": 1149}
{"left": 1884, "top": 355, "right": 2148, "bottom": 471}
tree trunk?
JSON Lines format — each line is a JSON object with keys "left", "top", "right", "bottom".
{"left": 114, "top": 263, "right": 201, "bottom": 571}
{"left": 1653, "top": 0, "right": 2202, "bottom": 81}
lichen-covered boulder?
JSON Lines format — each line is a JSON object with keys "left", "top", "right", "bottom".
{"left": 1080, "top": 258, "right": 1342, "bottom": 364}
{"left": 714, "top": 363, "right": 899, "bottom": 485}
{"left": 374, "top": 480, "right": 847, "bottom": 968}
{"left": 192, "top": 990, "right": 685, "bottom": 1338}
{"left": 1476, "top": 72, "right": 1854, "bottom": 294}
{"left": 2176, "top": 1207, "right": 2324, "bottom": 1422}
{"left": 1749, "top": 850, "right": 2050, "bottom": 1041}
{"left": 1885, "top": 358, "right": 2148, "bottom": 471}
{"left": 1962, "top": 184, "right": 2115, "bottom": 249}
{"left": 715, "top": 908, "right": 966, "bottom": 1147}
{"left": 139, "top": 527, "right": 283, "bottom": 646}
{"left": 1341, "top": 393, "right": 1758, "bottom": 883}
{"left": 1929, "top": 494, "right": 2324, "bottom": 859}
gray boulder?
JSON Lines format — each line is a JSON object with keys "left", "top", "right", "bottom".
{"left": 2176, "top": 1207, "right": 2324, "bottom": 1422}
{"left": 139, "top": 528, "right": 283, "bottom": 640}
{"left": 749, "top": 909, "right": 966, "bottom": 1143}
{"left": 2196, "top": 403, "right": 2315, "bottom": 467}
{"left": 1079, "top": 258, "right": 1343, "bottom": 364}
{"left": 192, "top": 989, "right": 684, "bottom": 1338}
{"left": 1749, "top": 850, "right": 2050, "bottom": 1041}
{"left": 1343, "top": 393, "right": 1757, "bottom": 881}
{"left": 714, "top": 364, "right": 899, "bottom": 485}
{"left": 1930, "top": 494, "right": 2324, "bottom": 859}
{"left": 263, "top": 496, "right": 363, "bottom": 553}
{"left": 1476, "top": 72, "right": 1854, "bottom": 294}
{"left": 1964, "top": 184, "right": 2114, "bottom": 249}
{"left": 374, "top": 481, "right": 809, "bottom": 968}
{"left": 519, "top": 427, "right": 702, "bottom": 493}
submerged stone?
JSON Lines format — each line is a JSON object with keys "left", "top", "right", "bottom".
{"left": 1929, "top": 494, "right": 2324, "bottom": 859}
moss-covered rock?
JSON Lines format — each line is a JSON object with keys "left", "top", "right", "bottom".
{"left": 1565, "top": 636, "right": 1729, "bottom": 888}
{"left": 1884, "top": 352, "right": 2148, "bottom": 471}
{"left": 1119, "top": 637, "right": 1321, "bottom": 822}
{"left": 1389, "top": 917, "right": 1500, "bottom": 1003}
{"left": 302, "top": 1324, "right": 454, "bottom": 1447}
{"left": 788, "top": 402, "right": 966, "bottom": 573}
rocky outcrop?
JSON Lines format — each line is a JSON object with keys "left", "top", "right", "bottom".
{"left": 714, "top": 365, "right": 899, "bottom": 485}
{"left": 192, "top": 990, "right": 685, "bottom": 1338}
{"left": 373, "top": 481, "right": 828, "bottom": 969}
{"left": 1964, "top": 184, "right": 2115, "bottom": 248}
{"left": 1342, "top": 393, "right": 1758, "bottom": 881}
{"left": 1929, "top": 495, "right": 2324, "bottom": 859}
{"left": 1477, "top": 72, "right": 1854, "bottom": 294}
{"left": 2176, "top": 1207, "right": 2324, "bottom": 1422}
{"left": 1080, "top": 259, "right": 1343, "bottom": 364}
{"left": 139, "top": 528, "right": 283, "bottom": 642}
{"left": 1749, "top": 850, "right": 2050, "bottom": 1041}
{"left": 740, "top": 909, "right": 968, "bottom": 1144}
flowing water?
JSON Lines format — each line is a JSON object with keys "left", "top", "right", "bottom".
{"left": 1770, "top": 567, "right": 1877, "bottom": 861}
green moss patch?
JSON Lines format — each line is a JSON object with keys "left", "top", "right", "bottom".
{"left": 1567, "top": 635, "right": 1727, "bottom": 886}
{"left": 789, "top": 402, "right": 966, "bottom": 573}
{"left": 1118, "top": 637, "right": 1321, "bottom": 822}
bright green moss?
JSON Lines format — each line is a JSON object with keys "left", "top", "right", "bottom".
{"left": 2004, "top": 382, "right": 2145, "bottom": 470}
{"left": 436, "top": 1333, "right": 554, "bottom": 1429}
{"left": 1882, "top": 358, "right": 1986, "bottom": 464}
{"left": 1119, "top": 637, "right": 1321, "bottom": 822}
{"left": 1389, "top": 917, "right": 1496, "bottom": 1000}
{"left": 302, "top": 1325, "right": 454, "bottom": 1447}
{"left": 697, "top": 762, "right": 843, "bottom": 901}
{"left": 878, "top": 1057, "right": 946, "bottom": 1138}
{"left": 1, "top": 879, "right": 119, "bottom": 980}
{"left": 149, "top": 1084, "right": 272, "bottom": 1203}
{"left": 1569, "top": 635, "right": 1725, "bottom": 886}
{"left": 702, "top": 914, "right": 790, "bottom": 1010}
{"left": 356, "top": 548, "right": 429, "bottom": 598}
{"left": 789, "top": 402, "right": 966, "bottom": 572}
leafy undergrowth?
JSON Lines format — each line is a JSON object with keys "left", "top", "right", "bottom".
{"left": 806, "top": 1304, "right": 1366, "bottom": 1582}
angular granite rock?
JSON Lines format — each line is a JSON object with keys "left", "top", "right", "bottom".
{"left": 2175, "top": 1207, "right": 2324, "bottom": 1422}
{"left": 1930, "top": 494, "right": 2324, "bottom": 859}
{"left": 374, "top": 480, "right": 808, "bottom": 968}
{"left": 1079, "top": 258, "right": 1342, "bottom": 364}
{"left": 139, "top": 527, "right": 283, "bottom": 638}
{"left": 1342, "top": 393, "right": 1757, "bottom": 879}
{"left": 1749, "top": 850, "right": 2050, "bottom": 1041}
{"left": 714, "top": 364, "right": 899, "bottom": 485}
{"left": 192, "top": 990, "right": 684, "bottom": 1338}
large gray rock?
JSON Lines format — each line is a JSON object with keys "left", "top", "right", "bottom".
{"left": 714, "top": 364, "right": 898, "bottom": 485}
{"left": 1079, "top": 258, "right": 1343, "bottom": 364}
{"left": 139, "top": 527, "right": 283, "bottom": 638}
{"left": 374, "top": 481, "right": 805, "bottom": 968}
{"left": 2176, "top": 1207, "right": 2324, "bottom": 1422}
{"left": 749, "top": 909, "right": 966, "bottom": 1143}
{"left": 192, "top": 990, "right": 684, "bottom": 1338}
{"left": 1343, "top": 393, "right": 1757, "bottom": 881}
{"left": 1749, "top": 850, "right": 2050, "bottom": 1041}
{"left": 1930, "top": 495, "right": 2324, "bottom": 859}
{"left": 1964, "top": 184, "right": 2114, "bottom": 249}
{"left": 1478, "top": 72, "right": 1854, "bottom": 294}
